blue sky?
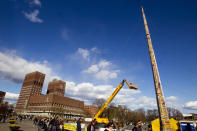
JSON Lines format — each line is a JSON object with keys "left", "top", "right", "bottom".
{"left": 0, "top": 0, "right": 197, "bottom": 114}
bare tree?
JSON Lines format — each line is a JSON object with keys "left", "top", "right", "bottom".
{"left": 0, "top": 103, "right": 9, "bottom": 114}
{"left": 93, "top": 98, "right": 106, "bottom": 109}
{"left": 50, "top": 106, "right": 66, "bottom": 118}
{"left": 92, "top": 99, "right": 184, "bottom": 128}
{"left": 167, "top": 107, "right": 183, "bottom": 120}
{"left": 84, "top": 110, "right": 92, "bottom": 118}
{"left": 146, "top": 109, "right": 159, "bottom": 122}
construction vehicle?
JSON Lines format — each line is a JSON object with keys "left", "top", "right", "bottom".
{"left": 93, "top": 79, "right": 137, "bottom": 124}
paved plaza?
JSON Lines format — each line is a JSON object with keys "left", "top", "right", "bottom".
{"left": 0, "top": 120, "right": 37, "bottom": 131}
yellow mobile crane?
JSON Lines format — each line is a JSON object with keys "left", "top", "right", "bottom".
{"left": 93, "top": 80, "right": 138, "bottom": 124}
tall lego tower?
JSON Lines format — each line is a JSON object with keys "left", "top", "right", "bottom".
{"left": 141, "top": 8, "right": 172, "bottom": 131}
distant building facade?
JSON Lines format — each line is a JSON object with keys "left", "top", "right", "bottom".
{"left": 15, "top": 71, "right": 84, "bottom": 119}
{"left": 84, "top": 105, "right": 98, "bottom": 117}
{"left": 183, "top": 113, "right": 197, "bottom": 120}
{"left": 0, "top": 91, "right": 6, "bottom": 105}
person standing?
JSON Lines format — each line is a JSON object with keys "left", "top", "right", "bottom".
{"left": 3, "top": 114, "right": 6, "bottom": 123}
{"left": 132, "top": 121, "right": 142, "bottom": 131}
{"left": 104, "top": 122, "right": 114, "bottom": 131}
{"left": 148, "top": 123, "right": 152, "bottom": 131}
{"left": 38, "top": 119, "right": 44, "bottom": 131}
{"left": 186, "top": 123, "right": 191, "bottom": 131}
{"left": 0, "top": 115, "right": 2, "bottom": 122}
{"left": 87, "top": 120, "right": 95, "bottom": 131}
{"left": 52, "top": 118, "right": 59, "bottom": 131}
{"left": 34, "top": 117, "right": 38, "bottom": 125}
{"left": 77, "top": 118, "right": 81, "bottom": 131}
{"left": 59, "top": 119, "right": 64, "bottom": 131}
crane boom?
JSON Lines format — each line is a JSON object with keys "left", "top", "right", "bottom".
{"left": 93, "top": 80, "right": 137, "bottom": 123}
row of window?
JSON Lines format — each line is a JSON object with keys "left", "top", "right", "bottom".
{"left": 34, "top": 81, "right": 43, "bottom": 87}
{"left": 28, "top": 103, "right": 83, "bottom": 112}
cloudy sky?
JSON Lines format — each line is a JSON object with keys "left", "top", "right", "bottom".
{"left": 0, "top": 0, "right": 197, "bottom": 114}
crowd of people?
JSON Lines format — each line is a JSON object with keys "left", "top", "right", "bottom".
{"left": 0, "top": 114, "right": 142, "bottom": 131}
{"left": 2, "top": 114, "right": 196, "bottom": 131}
{"left": 0, "top": 114, "right": 69, "bottom": 131}
{"left": 33, "top": 116, "right": 64, "bottom": 131}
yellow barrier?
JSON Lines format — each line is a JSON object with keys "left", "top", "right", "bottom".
{"left": 64, "top": 124, "right": 77, "bottom": 131}
{"left": 151, "top": 118, "right": 179, "bottom": 131}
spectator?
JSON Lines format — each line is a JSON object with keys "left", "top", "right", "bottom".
{"left": 148, "top": 123, "right": 152, "bottom": 131}
{"left": 0, "top": 115, "right": 2, "bottom": 122}
{"left": 38, "top": 119, "right": 44, "bottom": 131}
{"left": 2, "top": 114, "right": 6, "bottom": 123}
{"left": 104, "top": 122, "right": 114, "bottom": 131}
{"left": 77, "top": 118, "right": 81, "bottom": 131}
{"left": 51, "top": 117, "right": 59, "bottom": 131}
{"left": 42, "top": 120, "right": 48, "bottom": 131}
{"left": 87, "top": 120, "right": 95, "bottom": 131}
{"left": 132, "top": 121, "right": 142, "bottom": 131}
{"left": 19, "top": 115, "right": 23, "bottom": 122}
{"left": 186, "top": 123, "right": 191, "bottom": 131}
{"left": 59, "top": 119, "right": 64, "bottom": 131}
{"left": 34, "top": 117, "right": 38, "bottom": 125}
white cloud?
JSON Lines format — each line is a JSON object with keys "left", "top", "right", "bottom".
{"left": 23, "top": 9, "right": 43, "bottom": 23}
{"left": 129, "top": 96, "right": 157, "bottom": 109}
{"left": 74, "top": 48, "right": 120, "bottom": 81}
{"left": 31, "top": 0, "right": 41, "bottom": 7}
{"left": 95, "top": 70, "right": 118, "bottom": 80}
{"left": 65, "top": 81, "right": 141, "bottom": 107}
{"left": 83, "top": 60, "right": 119, "bottom": 81}
{"left": 77, "top": 48, "right": 90, "bottom": 60}
{"left": 66, "top": 80, "right": 156, "bottom": 110}
{"left": 165, "top": 96, "right": 184, "bottom": 111}
{"left": 66, "top": 81, "right": 113, "bottom": 100}
{"left": 184, "top": 101, "right": 197, "bottom": 110}
{"left": 84, "top": 65, "right": 99, "bottom": 73}
{"left": 5, "top": 92, "right": 19, "bottom": 100}
{"left": 166, "top": 96, "right": 178, "bottom": 101}
{"left": 98, "top": 60, "right": 110, "bottom": 68}
{"left": 72, "top": 47, "right": 100, "bottom": 62}
{"left": 166, "top": 101, "right": 184, "bottom": 113}
{"left": 0, "top": 50, "right": 57, "bottom": 84}
{"left": 3, "top": 80, "right": 154, "bottom": 110}
{"left": 0, "top": 49, "right": 157, "bottom": 110}
{"left": 90, "top": 47, "right": 99, "bottom": 52}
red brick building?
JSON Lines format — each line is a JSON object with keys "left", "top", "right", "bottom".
{"left": 15, "top": 71, "right": 45, "bottom": 110}
{"left": 84, "top": 105, "right": 98, "bottom": 117}
{"left": 15, "top": 71, "right": 84, "bottom": 119}
{"left": 47, "top": 80, "right": 66, "bottom": 96}
{"left": 0, "top": 91, "right": 6, "bottom": 105}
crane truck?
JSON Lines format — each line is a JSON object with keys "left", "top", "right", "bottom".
{"left": 93, "top": 79, "right": 138, "bottom": 124}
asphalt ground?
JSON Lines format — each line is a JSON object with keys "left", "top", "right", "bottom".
{"left": 0, "top": 120, "right": 37, "bottom": 131}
